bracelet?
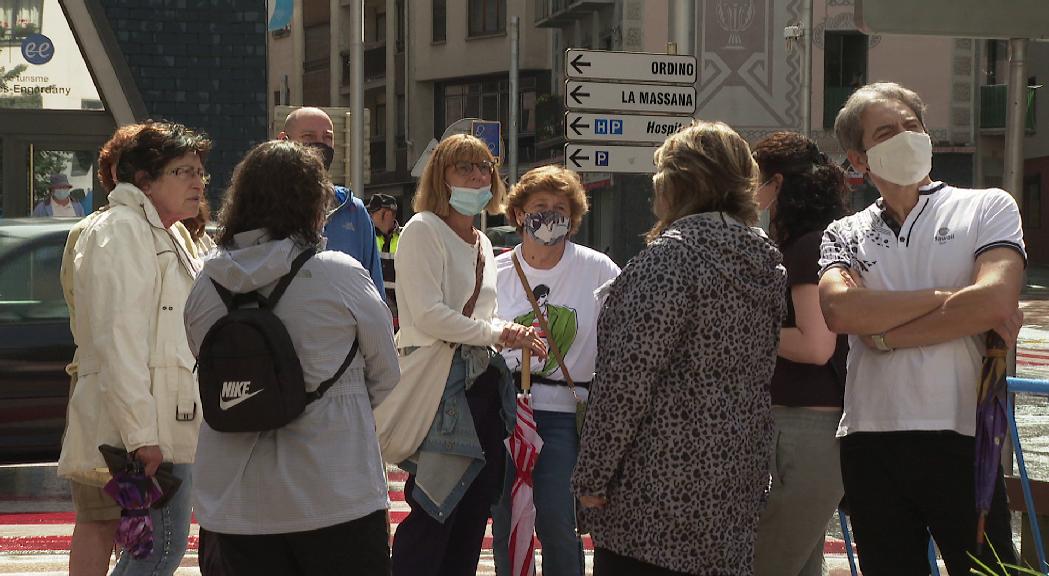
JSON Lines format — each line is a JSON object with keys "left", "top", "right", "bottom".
{"left": 872, "top": 333, "right": 893, "bottom": 352}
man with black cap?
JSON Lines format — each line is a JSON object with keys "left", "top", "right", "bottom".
{"left": 368, "top": 193, "right": 400, "bottom": 328}
{"left": 278, "top": 107, "right": 385, "bottom": 298}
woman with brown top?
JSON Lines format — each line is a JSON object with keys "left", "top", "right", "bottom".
{"left": 750, "top": 131, "right": 849, "bottom": 576}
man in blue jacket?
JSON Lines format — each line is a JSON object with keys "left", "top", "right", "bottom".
{"left": 279, "top": 107, "right": 384, "bottom": 299}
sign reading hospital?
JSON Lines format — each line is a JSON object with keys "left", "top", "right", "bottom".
{"left": 564, "top": 112, "right": 693, "bottom": 144}
{"left": 565, "top": 49, "right": 697, "bottom": 84}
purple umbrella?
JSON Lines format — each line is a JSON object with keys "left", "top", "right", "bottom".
{"left": 975, "top": 331, "right": 1008, "bottom": 552}
{"left": 102, "top": 465, "right": 163, "bottom": 559}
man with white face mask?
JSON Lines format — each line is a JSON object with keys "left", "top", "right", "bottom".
{"left": 818, "top": 82, "right": 1024, "bottom": 575}
{"left": 33, "top": 173, "right": 86, "bottom": 217}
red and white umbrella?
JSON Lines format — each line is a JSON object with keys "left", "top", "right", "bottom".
{"left": 506, "top": 347, "right": 543, "bottom": 576}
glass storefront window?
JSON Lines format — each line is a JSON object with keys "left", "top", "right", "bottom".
{"left": 29, "top": 146, "right": 97, "bottom": 218}
{"left": 0, "top": 0, "right": 103, "bottom": 111}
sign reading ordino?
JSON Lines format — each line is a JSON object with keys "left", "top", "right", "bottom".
{"left": 563, "top": 49, "right": 697, "bottom": 174}
{"left": 0, "top": 0, "right": 102, "bottom": 110}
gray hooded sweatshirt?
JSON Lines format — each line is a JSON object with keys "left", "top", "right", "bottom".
{"left": 184, "top": 229, "right": 399, "bottom": 534}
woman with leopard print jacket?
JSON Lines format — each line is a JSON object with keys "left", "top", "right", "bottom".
{"left": 572, "top": 122, "right": 787, "bottom": 576}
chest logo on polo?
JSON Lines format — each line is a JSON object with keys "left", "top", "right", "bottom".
{"left": 935, "top": 226, "right": 955, "bottom": 245}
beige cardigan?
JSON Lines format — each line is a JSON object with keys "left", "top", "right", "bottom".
{"left": 375, "top": 211, "right": 505, "bottom": 463}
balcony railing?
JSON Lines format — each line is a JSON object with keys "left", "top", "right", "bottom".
{"left": 980, "top": 84, "right": 1036, "bottom": 133}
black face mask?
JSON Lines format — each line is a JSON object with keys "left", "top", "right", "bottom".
{"left": 306, "top": 142, "right": 335, "bottom": 171}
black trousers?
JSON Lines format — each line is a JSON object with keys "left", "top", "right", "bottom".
{"left": 841, "top": 431, "right": 1017, "bottom": 576}
{"left": 593, "top": 548, "right": 691, "bottom": 576}
{"left": 211, "top": 510, "right": 390, "bottom": 576}
{"left": 391, "top": 368, "right": 507, "bottom": 576}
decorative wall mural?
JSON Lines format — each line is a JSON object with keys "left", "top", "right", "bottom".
{"left": 699, "top": 0, "right": 799, "bottom": 130}
{"left": 715, "top": 0, "right": 755, "bottom": 50}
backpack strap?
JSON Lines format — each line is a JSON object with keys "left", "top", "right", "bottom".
{"left": 264, "top": 248, "right": 318, "bottom": 309}
{"left": 306, "top": 339, "right": 359, "bottom": 403}
{"left": 209, "top": 247, "right": 317, "bottom": 312}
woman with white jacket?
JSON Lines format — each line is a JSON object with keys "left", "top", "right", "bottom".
{"left": 386, "top": 134, "right": 545, "bottom": 576}
{"left": 58, "top": 122, "right": 211, "bottom": 576}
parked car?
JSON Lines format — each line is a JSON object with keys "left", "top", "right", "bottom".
{"left": 0, "top": 218, "right": 76, "bottom": 464}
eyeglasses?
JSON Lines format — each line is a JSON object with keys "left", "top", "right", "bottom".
{"left": 166, "top": 166, "right": 211, "bottom": 185}
{"left": 452, "top": 160, "right": 496, "bottom": 176}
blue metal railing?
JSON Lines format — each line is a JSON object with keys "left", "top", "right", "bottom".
{"left": 1008, "top": 377, "right": 1049, "bottom": 573}
{"left": 839, "top": 376, "right": 1049, "bottom": 575}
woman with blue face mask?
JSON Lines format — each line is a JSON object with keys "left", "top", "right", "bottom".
{"left": 387, "top": 134, "right": 547, "bottom": 576}
{"left": 490, "top": 165, "right": 621, "bottom": 576}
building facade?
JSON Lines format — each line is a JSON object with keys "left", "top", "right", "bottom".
{"left": 0, "top": 0, "right": 268, "bottom": 218}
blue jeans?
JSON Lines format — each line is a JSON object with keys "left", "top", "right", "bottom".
{"left": 110, "top": 463, "right": 193, "bottom": 576}
{"left": 493, "top": 410, "right": 584, "bottom": 576}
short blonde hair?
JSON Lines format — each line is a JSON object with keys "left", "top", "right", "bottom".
{"left": 413, "top": 134, "right": 506, "bottom": 217}
{"left": 648, "top": 121, "right": 759, "bottom": 242}
{"left": 504, "top": 165, "right": 589, "bottom": 234}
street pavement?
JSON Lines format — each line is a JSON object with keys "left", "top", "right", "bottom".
{"left": 6, "top": 275, "right": 1049, "bottom": 575}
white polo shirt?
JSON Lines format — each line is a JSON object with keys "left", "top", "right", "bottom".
{"left": 818, "top": 182, "right": 1026, "bottom": 437}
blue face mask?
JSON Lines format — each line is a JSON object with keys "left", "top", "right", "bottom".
{"left": 448, "top": 185, "right": 493, "bottom": 216}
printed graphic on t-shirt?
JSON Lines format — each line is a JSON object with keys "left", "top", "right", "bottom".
{"left": 513, "top": 284, "right": 578, "bottom": 377}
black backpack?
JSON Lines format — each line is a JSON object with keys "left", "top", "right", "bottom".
{"left": 197, "top": 248, "right": 358, "bottom": 432}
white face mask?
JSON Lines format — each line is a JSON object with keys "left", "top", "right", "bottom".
{"left": 864, "top": 131, "right": 932, "bottom": 186}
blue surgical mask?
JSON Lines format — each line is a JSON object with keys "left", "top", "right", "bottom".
{"left": 449, "top": 185, "right": 493, "bottom": 216}
{"left": 52, "top": 188, "right": 72, "bottom": 201}
{"left": 522, "top": 210, "right": 570, "bottom": 245}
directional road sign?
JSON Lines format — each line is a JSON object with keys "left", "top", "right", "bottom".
{"left": 565, "top": 49, "right": 698, "bottom": 84}
{"left": 565, "top": 80, "right": 696, "bottom": 115}
{"left": 565, "top": 112, "right": 693, "bottom": 143}
{"left": 564, "top": 144, "right": 658, "bottom": 174}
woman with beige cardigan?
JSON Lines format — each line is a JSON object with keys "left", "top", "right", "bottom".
{"left": 382, "top": 134, "right": 545, "bottom": 576}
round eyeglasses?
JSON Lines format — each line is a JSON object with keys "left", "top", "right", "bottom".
{"left": 166, "top": 166, "right": 211, "bottom": 185}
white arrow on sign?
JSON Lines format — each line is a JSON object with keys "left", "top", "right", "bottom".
{"left": 564, "top": 144, "right": 658, "bottom": 174}
{"left": 565, "top": 112, "right": 694, "bottom": 143}
{"left": 565, "top": 80, "right": 697, "bottom": 114}
{"left": 565, "top": 49, "right": 697, "bottom": 84}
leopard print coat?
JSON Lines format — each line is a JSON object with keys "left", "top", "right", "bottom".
{"left": 572, "top": 212, "right": 787, "bottom": 575}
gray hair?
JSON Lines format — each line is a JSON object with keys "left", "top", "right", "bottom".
{"left": 833, "top": 82, "right": 927, "bottom": 153}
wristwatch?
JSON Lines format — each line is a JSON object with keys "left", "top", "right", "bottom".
{"left": 872, "top": 333, "right": 893, "bottom": 352}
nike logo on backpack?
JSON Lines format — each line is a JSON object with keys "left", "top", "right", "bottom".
{"left": 219, "top": 381, "right": 262, "bottom": 411}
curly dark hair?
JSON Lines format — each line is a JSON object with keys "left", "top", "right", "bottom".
{"left": 115, "top": 121, "right": 212, "bottom": 187}
{"left": 216, "top": 140, "right": 333, "bottom": 248}
{"left": 98, "top": 124, "right": 147, "bottom": 192}
{"left": 752, "top": 132, "right": 848, "bottom": 246}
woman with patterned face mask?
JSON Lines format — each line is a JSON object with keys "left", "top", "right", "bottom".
{"left": 491, "top": 165, "right": 621, "bottom": 576}
{"left": 384, "top": 134, "right": 547, "bottom": 576}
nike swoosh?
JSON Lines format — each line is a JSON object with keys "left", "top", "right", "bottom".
{"left": 219, "top": 389, "right": 263, "bottom": 411}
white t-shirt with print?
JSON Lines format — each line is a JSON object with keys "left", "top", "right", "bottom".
{"left": 818, "top": 182, "right": 1026, "bottom": 437}
{"left": 496, "top": 242, "right": 621, "bottom": 413}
